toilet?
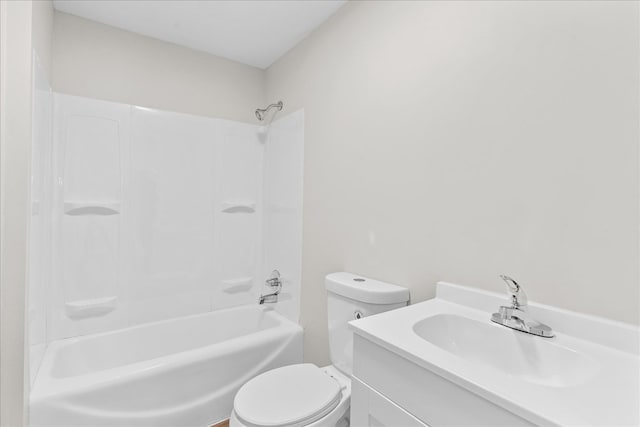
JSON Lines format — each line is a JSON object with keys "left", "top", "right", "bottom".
{"left": 230, "top": 272, "right": 410, "bottom": 427}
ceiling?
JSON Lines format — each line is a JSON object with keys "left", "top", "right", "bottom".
{"left": 53, "top": 0, "right": 346, "bottom": 69}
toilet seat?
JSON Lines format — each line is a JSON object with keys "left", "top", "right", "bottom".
{"left": 233, "top": 364, "right": 342, "bottom": 427}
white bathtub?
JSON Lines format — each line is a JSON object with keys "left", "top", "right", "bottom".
{"left": 30, "top": 305, "right": 303, "bottom": 427}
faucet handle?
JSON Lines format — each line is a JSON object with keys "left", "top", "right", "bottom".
{"left": 500, "top": 274, "right": 520, "bottom": 293}
{"left": 499, "top": 275, "right": 528, "bottom": 308}
{"left": 266, "top": 270, "right": 281, "bottom": 287}
{"left": 259, "top": 270, "right": 282, "bottom": 305}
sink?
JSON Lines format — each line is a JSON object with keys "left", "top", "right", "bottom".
{"left": 349, "top": 281, "right": 640, "bottom": 426}
{"left": 412, "top": 314, "right": 599, "bottom": 387}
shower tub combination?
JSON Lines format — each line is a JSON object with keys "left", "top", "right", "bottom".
{"left": 30, "top": 305, "right": 302, "bottom": 426}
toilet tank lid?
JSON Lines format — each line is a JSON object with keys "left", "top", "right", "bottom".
{"left": 325, "top": 272, "right": 410, "bottom": 304}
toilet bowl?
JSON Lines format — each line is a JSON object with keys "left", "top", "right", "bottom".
{"left": 230, "top": 364, "right": 350, "bottom": 427}
{"left": 230, "top": 272, "right": 409, "bottom": 427}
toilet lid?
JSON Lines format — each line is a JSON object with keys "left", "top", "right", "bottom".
{"left": 234, "top": 364, "right": 342, "bottom": 427}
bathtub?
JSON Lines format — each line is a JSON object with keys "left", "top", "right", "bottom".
{"left": 30, "top": 305, "right": 303, "bottom": 427}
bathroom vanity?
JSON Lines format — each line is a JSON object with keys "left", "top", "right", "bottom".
{"left": 350, "top": 282, "right": 640, "bottom": 426}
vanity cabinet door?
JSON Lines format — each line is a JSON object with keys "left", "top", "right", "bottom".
{"left": 351, "top": 377, "right": 429, "bottom": 427}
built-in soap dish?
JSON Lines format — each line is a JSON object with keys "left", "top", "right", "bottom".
{"left": 222, "top": 277, "right": 253, "bottom": 293}
{"left": 64, "top": 201, "right": 120, "bottom": 216}
{"left": 65, "top": 296, "right": 117, "bottom": 319}
{"left": 221, "top": 201, "right": 256, "bottom": 213}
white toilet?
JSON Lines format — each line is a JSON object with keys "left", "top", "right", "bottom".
{"left": 230, "top": 272, "right": 410, "bottom": 427}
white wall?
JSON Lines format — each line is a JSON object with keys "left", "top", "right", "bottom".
{"left": 0, "top": 3, "right": 33, "bottom": 424}
{"left": 28, "top": 0, "right": 55, "bottom": 391}
{"left": 52, "top": 12, "right": 264, "bottom": 124}
{"left": 1, "top": 0, "right": 53, "bottom": 425}
{"left": 29, "top": 52, "right": 53, "bottom": 387}
{"left": 266, "top": 1, "right": 640, "bottom": 365}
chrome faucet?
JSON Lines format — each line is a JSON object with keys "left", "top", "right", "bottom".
{"left": 500, "top": 274, "right": 528, "bottom": 309}
{"left": 259, "top": 270, "right": 282, "bottom": 304}
{"left": 490, "top": 275, "right": 554, "bottom": 338}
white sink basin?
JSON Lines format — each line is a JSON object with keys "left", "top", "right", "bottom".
{"left": 412, "top": 313, "right": 598, "bottom": 387}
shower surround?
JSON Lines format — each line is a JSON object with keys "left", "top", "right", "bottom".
{"left": 30, "top": 93, "right": 304, "bottom": 425}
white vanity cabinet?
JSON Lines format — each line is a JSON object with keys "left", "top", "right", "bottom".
{"left": 350, "top": 335, "right": 532, "bottom": 427}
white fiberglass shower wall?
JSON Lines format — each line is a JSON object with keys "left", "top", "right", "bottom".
{"left": 45, "top": 93, "right": 303, "bottom": 341}
{"left": 29, "top": 54, "right": 53, "bottom": 385}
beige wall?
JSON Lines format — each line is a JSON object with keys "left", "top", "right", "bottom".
{"left": 52, "top": 12, "right": 264, "bottom": 123}
{"left": 266, "top": 1, "right": 640, "bottom": 365}
{"left": 1, "top": 1, "right": 53, "bottom": 425}
{"left": 32, "top": 0, "right": 53, "bottom": 79}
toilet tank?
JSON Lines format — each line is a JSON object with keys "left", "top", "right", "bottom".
{"left": 325, "top": 272, "right": 410, "bottom": 376}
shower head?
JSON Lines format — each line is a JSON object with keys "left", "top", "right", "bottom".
{"left": 255, "top": 101, "right": 283, "bottom": 121}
